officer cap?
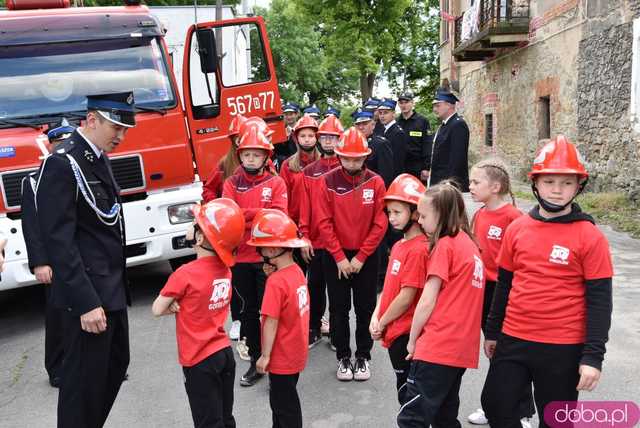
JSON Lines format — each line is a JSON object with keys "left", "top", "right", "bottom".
{"left": 363, "top": 97, "right": 381, "bottom": 111}
{"left": 432, "top": 88, "right": 459, "bottom": 105}
{"left": 325, "top": 106, "right": 341, "bottom": 118}
{"left": 303, "top": 104, "right": 321, "bottom": 117}
{"left": 353, "top": 109, "right": 374, "bottom": 124}
{"left": 87, "top": 92, "right": 136, "bottom": 128}
{"left": 47, "top": 118, "right": 75, "bottom": 142}
{"left": 398, "top": 92, "right": 414, "bottom": 101}
{"left": 377, "top": 98, "right": 397, "bottom": 110}
{"left": 282, "top": 102, "right": 300, "bottom": 113}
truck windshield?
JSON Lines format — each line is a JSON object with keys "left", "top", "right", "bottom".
{"left": 0, "top": 37, "right": 175, "bottom": 120}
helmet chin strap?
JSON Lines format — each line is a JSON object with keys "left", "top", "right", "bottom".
{"left": 185, "top": 225, "right": 216, "bottom": 252}
{"left": 394, "top": 206, "right": 417, "bottom": 234}
{"left": 299, "top": 144, "right": 316, "bottom": 153}
{"left": 316, "top": 142, "right": 334, "bottom": 156}
{"left": 531, "top": 178, "right": 588, "bottom": 213}
{"left": 259, "top": 247, "right": 289, "bottom": 267}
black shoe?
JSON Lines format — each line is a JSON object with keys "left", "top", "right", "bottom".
{"left": 308, "top": 330, "right": 322, "bottom": 349}
{"left": 240, "top": 363, "right": 264, "bottom": 387}
{"left": 49, "top": 376, "right": 61, "bottom": 388}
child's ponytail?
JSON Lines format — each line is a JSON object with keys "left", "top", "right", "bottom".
{"left": 473, "top": 158, "right": 516, "bottom": 207}
{"left": 422, "top": 180, "right": 474, "bottom": 250}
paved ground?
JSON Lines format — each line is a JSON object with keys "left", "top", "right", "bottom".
{"left": 1, "top": 199, "right": 639, "bottom": 427}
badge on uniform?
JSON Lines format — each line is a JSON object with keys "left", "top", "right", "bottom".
{"left": 409, "top": 131, "right": 423, "bottom": 137}
{"left": 84, "top": 149, "right": 95, "bottom": 163}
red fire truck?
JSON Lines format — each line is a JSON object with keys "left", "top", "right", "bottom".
{"left": 0, "top": 0, "right": 286, "bottom": 291}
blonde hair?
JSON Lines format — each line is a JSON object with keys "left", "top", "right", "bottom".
{"left": 472, "top": 158, "right": 516, "bottom": 207}
{"left": 287, "top": 132, "right": 320, "bottom": 173}
{"left": 422, "top": 180, "right": 475, "bottom": 250}
{"left": 219, "top": 141, "right": 240, "bottom": 179}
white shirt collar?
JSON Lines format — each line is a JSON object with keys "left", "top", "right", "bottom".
{"left": 384, "top": 119, "right": 396, "bottom": 132}
{"left": 77, "top": 128, "right": 102, "bottom": 158}
{"left": 442, "top": 112, "right": 456, "bottom": 125}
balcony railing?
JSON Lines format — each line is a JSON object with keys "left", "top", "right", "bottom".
{"left": 453, "top": 0, "right": 530, "bottom": 61}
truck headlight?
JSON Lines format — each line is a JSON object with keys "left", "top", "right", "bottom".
{"left": 168, "top": 203, "right": 196, "bottom": 224}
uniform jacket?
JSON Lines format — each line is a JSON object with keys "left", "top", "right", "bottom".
{"left": 383, "top": 122, "right": 409, "bottom": 178}
{"left": 430, "top": 113, "right": 470, "bottom": 192}
{"left": 397, "top": 111, "right": 432, "bottom": 177}
{"left": 36, "top": 130, "right": 129, "bottom": 316}
{"left": 21, "top": 172, "right": 49, "bottom": 271}
{"left": 366, "top": 135, "right": 395, "bottom": 188}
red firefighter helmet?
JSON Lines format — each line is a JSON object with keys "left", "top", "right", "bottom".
{"left": 236, "top": 127, "right": 274, "bottom": 157}
{"left": 246, "top": 209, "right": 309, "bottom": 248}
{"left": 239, "top": 116, "right": 275, "bottom": 139}
{"left": 334, "top": 127, "right": 371, "bottom": 157}
{"left": 318, "top": 115, "right": 344, "bottom": 136}
{"left": 528, "top": 135, "right": 588, "bottom": 180}
{"left": 192, "top": 198, "right": 245, "bottom": 267}
{"left": 384, "top": 174, "right": 426, "bottom": 205}
{"left": 229, "top": 114, "right": 247, "bottom": 138}
{"left": 294, "top": 114, "right": 319, "bottom": 135}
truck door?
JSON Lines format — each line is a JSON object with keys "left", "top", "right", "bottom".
{"left": 182, "top": 16, "right": 286, "bottom": 181}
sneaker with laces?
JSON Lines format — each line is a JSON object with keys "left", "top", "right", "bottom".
{"left": 320, "top": 316, "right": 330, "bottom": 336}
{"left": 336, "top": 358, "right": 353, "bottom": 381}
{"left": 353, "top": 358, "right": 370, "bottom": 381}
{"left": 239, "top": 362, "right": 263, "bottom": 387}
{"left": 236, "top": 338, "right": 250, "bottom": 361}
{"left": 229, "top": 320, "right": 241, "bottom": 341}
{"left": 308, "top": 330, "right": 322, "bottom": 349}
{"left": 468, "top": 408, "right": 489, "bottom": 425}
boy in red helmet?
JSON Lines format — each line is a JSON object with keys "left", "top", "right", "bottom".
{"left": 317, "top": 127, "right": 388, "bottom": 381}
{"left": 481, "top": 136, "right": 614, "bottom": 428}
{"left": 152, "top": 198, "right": 245, "bottom": 428}
{"left": 248, "top": 209, "right": 310, "bottom": 428}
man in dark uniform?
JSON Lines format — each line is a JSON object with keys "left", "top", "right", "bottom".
{"left": 429, "top": 88, "right": 470, "bottom": 191}
{"left": 363, "top": 97, "right": 384, "bottom": 136}
{"left": 21, "top": 120, "right": 75, "bottom": 388}
{"left": 354, "top": 108, "right": 394, "bottom": 187}
{"left": 303, "top": 104, "right": 321, "bottom": 121}
{"left": 396, "top": 92, "right": 432, "bottom": 183}
{"left": 274, "top": 101, "right": 300, "bottom": 168}
{"left": 377, "top": 98, "right": 409, "bottom": 179}
{"left": 37, "top": 92, "right": 135, "bottom": 428}
{"left": 324, "top": 105, "right": 341, "bottom": 118}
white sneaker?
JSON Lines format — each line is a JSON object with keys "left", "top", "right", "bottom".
{"left": 336, "top": 358, "right": 353, "bottom": 381}
{"left": 353, "top": 358, "right": 370, "bottom": 381}
{"left": 468, "top": 408, "right": 489, "bottom": 425}
{"left": 236, "top": 338, "right": 250, "bottom": 361}
{"left": 229, "top": 320, "right": 241, "bottom": 341}
{"left": 520, "top": 418, "right": 532, "bottom": 428}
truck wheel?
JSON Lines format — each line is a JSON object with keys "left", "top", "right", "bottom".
{"left": 169, "top": 255, "right": 196, "bottom": 272}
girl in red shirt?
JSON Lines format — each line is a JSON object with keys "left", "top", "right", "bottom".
{"left": 481, "top": 136, "right": 614, "bottom": 428}
{"left": 152, "top": 198, "right": 245, "bottom": 428}
{"left": 369, "top": 174, "right": 428, "bottom": 405}
{"left": 398, "top": 181, "right": 483, "bottom": 428}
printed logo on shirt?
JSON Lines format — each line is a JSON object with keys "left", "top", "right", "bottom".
{"left": 209, "top": 278, "right": 231, "bottom": 310}
{"left": 297, "top": 286, "right": 310, "bottom": 315}
{"left": 362, "top": 188, "right": 374, "bottom": 205}
{"left": 549, "top": 245, "right": 570, "bottom": 265}
{"left": 261, "top": 187, "right": 272, "bottom": 202}
{"left": 487, "top": 225, "right": 503, "bottom": 240}
{"left": 472, "top": 255, "right": 484, "bottom": 288}
{"left": 391, "top": 259, "right": 401, "bottom": 275}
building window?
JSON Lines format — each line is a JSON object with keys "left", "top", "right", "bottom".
{"left": 538, "top": 96, "right": 551, "bottom": 139}
{"left": 441, "top": 0, "right": 450, "bottom": 43}
{"left": 485, "top": 114, "right": 494, "bottom": 146}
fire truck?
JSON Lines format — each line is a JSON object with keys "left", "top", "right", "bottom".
{"left": 0, "top": 0, "right": 286, "bottom": 291}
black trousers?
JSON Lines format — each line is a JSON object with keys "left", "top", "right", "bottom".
{"left": 388, "top": 334, "right": 411, "bottom": 405}
{"left": 308, "top": 249, "right": 327, "bottom": 333}
{"left": 481, "top": 334, "right": 582, "bottom": 428}
{"left": 231, "top": 263, "right": 266, "bottom": 361}
{"left": 397, "top": 360, "right": 465, "bottom": 428}
{"left": 376, "top": 228, "right": 402, "bottom": 292}
{"left": 269, "top": 373, "right": 302, "bottom": 428}
{"left": 58, "top": 309, "right": 129, "bottom": 428}
{"left": 44, "top": 285, "right": 66, "bottom": 382}
{"left": 183, "top": 347, "right": 236, "bottom": 428}
{"left": 323, "top": 250, "right": 378, "bottom": 360}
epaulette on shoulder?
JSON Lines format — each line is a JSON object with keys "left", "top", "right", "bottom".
{"left": 53, "top": 139, "right": 77, "bottom": 156}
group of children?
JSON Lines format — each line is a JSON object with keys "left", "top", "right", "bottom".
{"left": 152, "top": 110, "right": 614, "bottom": 428}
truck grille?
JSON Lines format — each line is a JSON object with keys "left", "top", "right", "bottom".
{"left": 1, "top": 168, "right": 37, "bottom": 209}
{"left": 110, "top": 155, "right": 145, "bottom": 192}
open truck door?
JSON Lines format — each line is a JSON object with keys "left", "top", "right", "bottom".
{"left": 182, "top": 16, "right": 285, "bottom": 181}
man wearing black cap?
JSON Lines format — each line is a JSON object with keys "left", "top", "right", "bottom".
{"left": 275, "top": 101, "right": 300, "bottom": 167}
{"left": 430, "top": 88, "right": 470, "bottom": 191}
{"left": 37, "top": 92, "right": 135, "bottom": 428}
{"left": 397, "top": 92, "right": 432, "bottom": 182}
{"left": 377, "top": 98, "right": 409, "bottom": 178}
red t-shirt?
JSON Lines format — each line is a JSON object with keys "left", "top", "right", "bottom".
{"left": 498, "top": 215, "right": 614, "bottom": 344}
{"left": 260, "top": 264, "right": 310, "bottom": 374}
{"left": 160, "top": 256, "right": 232, "bottom": 367}
{"left": 472, "top": 204, "right": 522, "bottom": 281}
{"left": 414, "top": 232, "right": 484, "bottom": 369}
{"left": 378, "top": 234, "right": 429, "bottom": 348}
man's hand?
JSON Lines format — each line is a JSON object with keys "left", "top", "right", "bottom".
{"left": 34, "top": 265, "right": 53, "bottom": 284}
{"left": 577, "top": 364, "right": 601, "bottom": 391}
{"left": 420, "top": 170, "right": 430, "bottom": 181}
{"left": 350, "top": 258, "right": 364, "bottom": 274}
{"left": 301, "top": 246, "right": 314, "bottom": 264}
{"left": 80, "top": 307, "right": 107, "bottom": 334}
{"left": 336, "top": 259, "right": 352, "bottom": 279}
{"left": 484, "top": 339, "right": 497, "bottom": 359}
{"left": 256, "top": 355, "right": 270, "bottom": 374}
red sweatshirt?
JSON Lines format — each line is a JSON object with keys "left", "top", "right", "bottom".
{"left": 203, "top": 160, "right": 278, "bottom": 203}
{"left": 222, "top": 170, "right": 288, "bottom": 263}
{"left": 299, "top": 157, "right": 340, "bottom": 249}
{"left": 279, "top": 152, "right": 316, "bottom": 224}
{"left": 317, "top": 167, "right": 388, "bottom": 263}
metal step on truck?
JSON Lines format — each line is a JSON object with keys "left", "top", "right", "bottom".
{"left": 0, "top": 0, "right": 286, "bottom": 291}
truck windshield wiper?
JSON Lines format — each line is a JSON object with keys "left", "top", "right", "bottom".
{"left": 135, "top": 105, "right": 167, "bottom": 115}
{"left": 0, "top": 118, "right": 41, "bottom": 129}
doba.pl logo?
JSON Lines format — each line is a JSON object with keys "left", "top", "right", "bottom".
{"left": 544, "top": 401, "right": 640, "bottom": 428}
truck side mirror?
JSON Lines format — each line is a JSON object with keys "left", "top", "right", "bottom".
{"left": 196, "top": 28, "right": 218, "bottom": 74}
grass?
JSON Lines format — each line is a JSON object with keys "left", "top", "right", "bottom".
{"left": 512, "top": 184, "right": 640, "bottom": 238}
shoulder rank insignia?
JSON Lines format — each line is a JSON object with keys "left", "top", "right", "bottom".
{"left": 84, "top": 149, "right": 95, "bottom": 163}
{"left": 56, "top": 148, "right": 66, "bottom": 154}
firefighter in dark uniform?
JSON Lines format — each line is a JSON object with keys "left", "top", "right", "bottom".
{"left": 429, "top": 88, "right": 470, "bottom": 191}
{"left": 325, "top": 105, "right": 341, "bottom": 119}
{"left": 363, "top": 97, "right": 384, "bottom": 136}
{"left": 303, "top": 104, "right": 321, "bottom": 121}
{"left": 354, "top": 108, "right": 394, "bottom": 188}
{"left": 36, "top": 92, "right": 135, "bottom": 428}
{"left": 274, "top": 101, "right": 300, "bottom": 167}
{"left": 377, "top": 98, "right": 409, "bottom": 179}
{"left": 396, "top": 92, "right": 432, "bottom": 183}
{"left": 21, "top": 120, "right": 75, "bottom": 388}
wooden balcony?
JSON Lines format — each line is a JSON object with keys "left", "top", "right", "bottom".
{"left": 453, "top": 0, "right": 530, "bottom": 62}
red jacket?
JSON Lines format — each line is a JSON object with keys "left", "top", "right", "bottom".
{"left": 203, "top": 160, "right": 278, "bottom": 203}
{"left": 317, "top": 167, "right": 388, "bottom": 263}
{"left": 299, "top": 157, "right": 340, "bottom": 249}
{"left": 279, "top": 152, "right": 316, "bottom": 225}
{"left": 222, "top": 170, "right": 288, "bottom": 263}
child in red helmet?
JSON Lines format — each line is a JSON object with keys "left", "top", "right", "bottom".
{"left": 222, "top": 127, "right": 288, "bottom": 387}
{"left": 299, "top": 114, "right": 343, "bottom": 347}
{"left": 370, "top": 174, "right": 429, "bottom": 405}
{"left": 248, "top": 209, "right": 310, "bottom": 428}
{"left": 317, "top": 127, "right": 388, "bottom": 381}
{"left": 481, "top": 136, "right": 614, "bottom": 428}
{"left": 152, "top": 198, "right": 245, "bottom": 428}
